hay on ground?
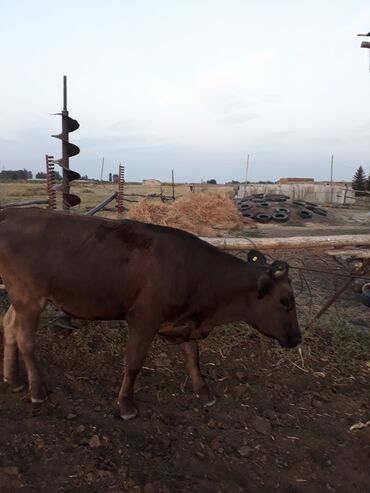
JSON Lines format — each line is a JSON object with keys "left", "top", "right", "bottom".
{"left": 126, "top": 192, "right": 253, "bottom": 236}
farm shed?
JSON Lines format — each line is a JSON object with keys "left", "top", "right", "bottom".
{"left": 142, "top": 179, "right": 161, "bottom": 186}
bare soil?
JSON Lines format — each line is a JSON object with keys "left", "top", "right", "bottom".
{"left": 0, "top": 252, "right": 369, "bottom": 493}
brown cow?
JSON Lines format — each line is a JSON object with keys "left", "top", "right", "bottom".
{"left": 0, "top": 207, "right": 301, "bottom": 419}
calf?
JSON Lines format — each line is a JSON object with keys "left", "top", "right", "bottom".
{"left": 0, "top": 207, "right": 301, "bottom": 419}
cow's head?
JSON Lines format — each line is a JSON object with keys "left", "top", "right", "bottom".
{"left": 246, "top": 250, "right": 301, "bottom": 348}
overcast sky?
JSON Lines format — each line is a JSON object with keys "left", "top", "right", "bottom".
{"left": 1, "top": 0, "right": 370, "bottom": 183}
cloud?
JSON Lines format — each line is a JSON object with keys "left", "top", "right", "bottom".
{"left": 223, "top": 112, "right": 259, "bottom": 125}
{"left": 353, "top": 121, "right": 370, "bottom": 134}
{"left": 310, "top": 137, "right": 342, "bottom": 146}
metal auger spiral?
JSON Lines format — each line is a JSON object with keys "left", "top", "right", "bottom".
{"left": 51, "top": 75, "right": 81, "bottom": 210}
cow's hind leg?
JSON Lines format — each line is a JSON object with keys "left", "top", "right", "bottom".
{"left": 12, "top": 304, "right": 46, "bottom": 412}
{"left": 2, "top": 305, "right": 23, "bottom": 392}
{"left": 118, "top": 322, "right": 157, "bottom": 421}
{"left": 180, "top": 341, "right": 216, "bottom": 407}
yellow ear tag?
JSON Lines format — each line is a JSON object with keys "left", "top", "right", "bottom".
{"left": 253, "top": 256, "right": 258, "bottom": 262}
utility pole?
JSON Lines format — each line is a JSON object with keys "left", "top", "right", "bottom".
{"left": 100, "top": 157, "right": 105, "bottom": 183}
{"left": 330, "top": 154, "right": 334, "bottom": 203}
{"left": 244, "top": 154, "right": 250, "bottom": 196}
{"left": 171, "top": 169, "right": 175, "bottom": 201}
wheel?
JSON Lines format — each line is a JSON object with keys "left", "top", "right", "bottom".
{"left": 275, "top": 207, "right": 290, "bottom": 214}
{"left": 272, "top": 213, "right": 289, "bottom": 223}
{"left": 265, "top": 194, "right": 290, "bottom": 202}
{"left": 292, "top": 200, "right": 306, "bottom": 207}
{"left": 298, "top": 210, "right": 312, "bottom": 219}
{"left": 255, "top": 213, "right": 272, "bottom": 223}
{"left": 251, "top": 197, "right": 264, "bottom": 203}
{"left": 258, "top": 202, "right": 270, "bottom": 208}
{"left": 241, "top": 211, "right": 254, "bottom": 218}
{"left": 361, "top": 283, "right": 370, "bottom": 307}
{"left": 240, "top": 201, "right": 253, "bottom": 210}
{"left": 311, "top": 207, "right": 328, "bottom": 216}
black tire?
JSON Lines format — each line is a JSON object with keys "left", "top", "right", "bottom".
{"left": 251, "top": 193, "right": 264, "bottom": 198}
{"left": 240, "top": 202, "right": 253, "bottom": 210}
{"left": 272, "top": 213, "right": 289, "bottom": 223}
{"left": 251, "top": 197, "right": 264, "bottom": 203}
{"left": 275, "top": 207, "right": 290, "bottom": 214}
{"left": 255, "top": 213, "right": 272, "bottom": 223}
{"left": 311, "top": 207, "right": 328, "bottom": 216}
{"left": 273, "top": 197, "right": 288, "bottom": 202}
{"left": 265, "top": 194, "right": 290, "bottom": 202}
{"left": 292, "top": 200, "right": 306, "bottom": 208}
{"left": 241, "top": 211, "right": 254, "bottom": 218}
{"left": 298, "top": 210, "right": 312, "bottom": 219}
{"left": 258, "top": 202, "right": 270, "bottom": 208}
{"left": 305, "top": 201, "right": 318, "bottom": 208}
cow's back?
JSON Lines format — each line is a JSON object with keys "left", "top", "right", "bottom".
{"left": 0, "top": 208, "right": 236, "bottom": 320}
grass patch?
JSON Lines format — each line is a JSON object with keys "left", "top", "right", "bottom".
{"left": 330, "top": 320, "right": 370, "bottom": 367}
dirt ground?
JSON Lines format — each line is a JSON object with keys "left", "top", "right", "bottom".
{"left": 0, "top": 250, "right": 369, "bottom": 493}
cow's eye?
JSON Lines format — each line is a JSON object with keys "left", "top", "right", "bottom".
{"left": 280, "top": 297, "right": 290, "bottom": 309}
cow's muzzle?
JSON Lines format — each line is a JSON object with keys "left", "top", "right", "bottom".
{"left": 281, "top": 333, "right": 302, "bottom": 348}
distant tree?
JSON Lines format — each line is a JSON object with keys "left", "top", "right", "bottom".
{"left": 352, "top": 166, "right": 366, "bottom": 191}
{"left": 113, "top": 174, "right": 118, "bottom": 183}
{"left": 36, "top": 171, "right": 47, "bottom": 179}
{"left": 54, "top": 171, "right": 62, "bottom": 181}
{"left": 109, "top": 172, "right": 112, "bottom": 182}
{"left": 367, "top": 173, "right": 370, "bottom": 192}
{"left": 80, "top": 175, "right": 89, "bottom": 180}
{"left": 207, "top": 179, "right": 217, "bottom": 185}
{"left": 0, "top": 168, "right": 32, "bottom": 180}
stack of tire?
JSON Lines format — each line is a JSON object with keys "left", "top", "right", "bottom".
{"left": 237, "top": 194, "right": 328, "bottom": 224}
{"left": 291, "top": 200, "right": 328, "bottom": 220}
{"left": 238, "top": 193, "right": 290, "bottom": 223}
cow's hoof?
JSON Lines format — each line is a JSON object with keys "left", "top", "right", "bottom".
{"left": 11, "top": 384, "right": 25, "bottom": 393}
{"left": 31, "top": 401, "right": 44, "bottom": 416}
{"left": 1, "top": 380, "right": 24, "bottom": 394}
{"left": 202, "top": 395, "right": 216, "bottom": 408}
{"left": 118, "top": 399, "right": 138, "bottom": 421}
{"left": 120, "top": 408, "right": 138, "bottom": 421}
{"left": 198, "top": 390, "right": 217, "bottom": 408}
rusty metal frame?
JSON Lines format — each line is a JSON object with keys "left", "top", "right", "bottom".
{"left": 116, "top": 163, "right": 125, "bottom": 214}
{"left": 45, "top": 154, "right": 57, "bottom": 209}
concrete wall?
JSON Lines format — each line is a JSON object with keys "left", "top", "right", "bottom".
{"left": 236, "top": 183, "right": 355, "bottom": 205}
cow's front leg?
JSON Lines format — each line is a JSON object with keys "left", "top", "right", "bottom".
{"left": 118, "top": 325, "right": 156, "bottom": 420}
{"left": 2, "top": 305, "right": 23, "bottom": 392}
{"left": 180, "top": 340, "right": 216, "bottom": 407}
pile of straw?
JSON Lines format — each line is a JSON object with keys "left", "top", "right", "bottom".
{"left": 126, "top": 192, "right": 252, "bottom": 236}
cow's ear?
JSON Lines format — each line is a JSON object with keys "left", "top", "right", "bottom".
{"left": 257, "top": 274, "right": 274, "bottom": 299}
{"left": 270, "top": 260, "right": 289, "bottom": 279}
{"left": 248, "top": 249, "right": 267, "bottom": 265}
